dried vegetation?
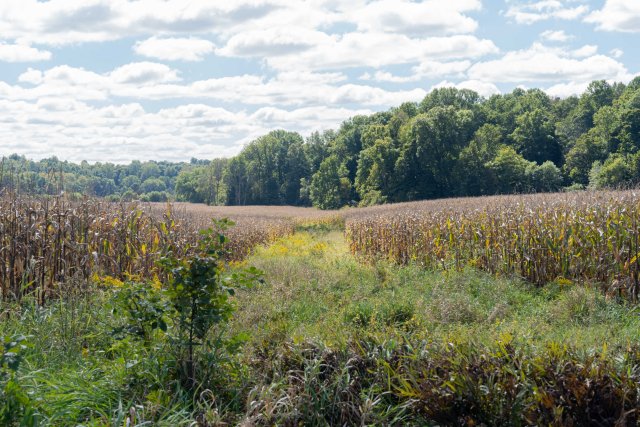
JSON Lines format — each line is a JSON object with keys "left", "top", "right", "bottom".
{"left": 0, "top": 195, "right": 306, "bottom": 303}
{"left": 346, "top": 190, "right": 640, "bottom": 301}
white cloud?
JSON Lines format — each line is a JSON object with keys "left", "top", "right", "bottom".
{"left": 610, "top": 48, "right": 623, "bottom": 59}
{"left": 274, "top": 70, "right": 348, "bottom": 85}
{"left": 0, "top": 57, "right": 429, "bottom": 163}
{"left": 361, "top": 61, "right": 471, "bottom": 83}
{"left": 133, "top": 37, "right": 215, "bottom": 61}
{"left": 0, "top": 0, "right": 282, "bottom": 45}
{"left": 0, "top": 1, "right": 498, "bottom": 71}
{"left": 0, "top": 42, "right": 51, "bottom": 62}
{"left": 6, "top": 63, "right": 426, "bottom": 109}
{"left": 158, "top": 104, "right": 242, "bottom": 124}
{"left": 0, "top": 95, "right": 378, "bottom": 162}
{"left": 18, "top": 68, "right": 43, "bottom": 84}
{"left": 218, "top": 27, "right": 334, "bottom": 57}
{"left": 585, "top": 0, "right": 640, "bottom": 33}
{"left": 571, "top": 44, "right": 597, "bottom": 58}
{"left": 540, "top": 29, "right": 571, "bottom": 42}
{"left": 36, "top": 97, "right": 90, "bottom": 113}
{"left": 544, "top": 81, "right": 591, "bottom": 98}
{"left": 109, "top": 62, "right": 181, "bottom": 85}
{"left": 250, "top": 106, "right": 373, "bottom": 129}
{"left": 225, "top": 32, "right": 498, "bottom": 71}
{"left": 329, "top": 84, "right": 426, "bottom": 106}
{"left": 354, "top": 0, "right": 481, "bottom": 36}
{"left": 360, "top": 71, "right": 414, "bottom": 83}
{"left": 12, "top": 65, "right": 109, "bottom": 101}
{"left": 11, "top": 63, "right": 179, "bottom": 101}
{"left": 468, "top": 43, "right": 630, "bottom": 84}
{"left": 455, "top": 80, "right": 501, "bottom": 97}
{"left": 413, "top": 60, "right": 472, "bottom": 79}
{"left": 506, "top": 1, "right": 589, "bottom": 24}
{"left": 0, "top": 0, "right": 484, "bottom": 49}
{"left": 187, "top": 73, "right": 426, "bottom": 107}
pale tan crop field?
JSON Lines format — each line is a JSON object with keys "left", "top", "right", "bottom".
{"left": 3, "top": 189, "right": 640, "bottom": 303}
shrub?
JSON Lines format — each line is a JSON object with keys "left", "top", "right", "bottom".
{"left": 113, "top": 219, "right": 263, "bottom": 391}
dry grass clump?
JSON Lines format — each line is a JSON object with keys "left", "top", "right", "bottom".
{"left": 346, "top": 190, "right": 640, "bottom": 301}
{"left": 430, "top": 292, "right": 482, "bottom": 324}
{"left": 549, "top": 286, "right": 611, "bottom": 325}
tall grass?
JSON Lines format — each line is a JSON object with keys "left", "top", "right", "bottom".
{"left": 242, "top": 338, "right": 640, "bottom": 426}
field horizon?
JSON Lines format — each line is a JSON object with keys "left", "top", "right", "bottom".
{"left": 1, "top": 188, "right": 639, "bottom": 425}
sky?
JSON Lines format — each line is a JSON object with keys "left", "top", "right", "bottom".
{"left": 0, "top": 0, "right": 638, "bottom": 163}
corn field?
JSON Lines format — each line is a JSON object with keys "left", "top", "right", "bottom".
{"left": 346, "top": 190, "right": 640, "bottom": 301}
{"left": 0, "top": 193, "right": 294, "bottom": 303}
{"left": 153, "top": 203, "right": 296, "bottom": 261}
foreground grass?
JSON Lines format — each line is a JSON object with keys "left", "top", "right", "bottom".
{"left": 1, "top": 227, "right": 639, "bottom": 425}
{"left": 234, "top": 230, "right": 640, "bottom": 352}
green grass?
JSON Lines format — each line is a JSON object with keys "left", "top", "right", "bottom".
{"left": 232, "top": 230, "right": 640, "bottom": 353}
{"left": 0, "top": 286, "right": 200, "bottom": 426}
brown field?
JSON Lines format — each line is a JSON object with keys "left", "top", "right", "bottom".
{"left": 0, "top": 198, "right": 325, "bottom": 303}
{"left": 152, "top": 202, "right": 328, "bottom": 221}
{"left": 345, "top": 190, "right": 640, "bottom": 301}
{"left": 0, "top": 195, "right": 204, "bottom": 303}
{"left": 3, "top": 189, "right": 640, "bottom": 303}
{"left": 146, "top": 202, "right": 340, "bottom": 261}
{"left": 149, "top": 190, "right": 640, "bottom": 303}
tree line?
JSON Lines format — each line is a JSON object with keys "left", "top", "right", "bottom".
{"left": 0, "top": 156, "right": 185, "bottom": 202}
{"left": 2, "top": 78, "right": 640, "bottom": 208}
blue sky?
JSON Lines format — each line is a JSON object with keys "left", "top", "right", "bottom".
{"left": 0, "top": 0, "right": 638, "bottom": 163}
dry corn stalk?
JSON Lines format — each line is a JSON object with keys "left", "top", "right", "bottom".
{"left": 346, "top": 190, "right": 640, "bottom": 302}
